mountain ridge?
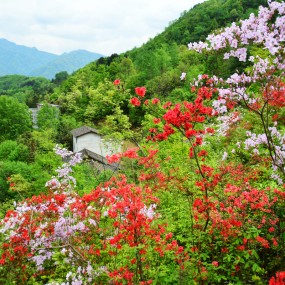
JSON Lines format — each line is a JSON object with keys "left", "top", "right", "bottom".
{"left": 0, "top": 38, "right": 104, "bottom": 79}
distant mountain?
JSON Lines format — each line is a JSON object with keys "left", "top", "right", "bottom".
{"left": 0, "top": 39, "right": 57, "bottom": 76}
{"left": 29, "top": 49, "right": 104, "bottom": 79}
{"left": 0, "top": 39, "right": 104, "bottom": 79}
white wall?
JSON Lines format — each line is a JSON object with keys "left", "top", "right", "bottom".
{"left": 73, "top": 133, "right": 121, "bottom": 157}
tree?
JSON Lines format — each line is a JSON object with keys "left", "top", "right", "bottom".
{"left": 37, "top": 103, "right": 60, "bottom": 133}
{"left": 0, "top": 96, "right": 32, "bottom": 142}
{"left": 0, "top": 140, "right": 29, "bottom": 162}
{"left": 51, "top": 71, "right": 69, "bottom": 85}
{"left": 119, "top": 57, "right": 136, "bottom": 79}
{"left": 57, "top": 114, "right": 79, "bottom": 149}
{"left": 99, "top": 106, "right": 134, "bottom": 142}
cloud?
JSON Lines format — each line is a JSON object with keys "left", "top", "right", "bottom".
{"left": 0, "top": 0, "right": 204, "bottom": 56}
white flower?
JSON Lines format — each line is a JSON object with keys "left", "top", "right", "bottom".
{"left": 180, "top": 72, "right": 186, "bottom": 80}
{"left": 222, "top": 151, "right": 228, "bottom": 161}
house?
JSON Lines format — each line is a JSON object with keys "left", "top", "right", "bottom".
{"left": 70, "top": 126, "right": 120, "bottom": 171}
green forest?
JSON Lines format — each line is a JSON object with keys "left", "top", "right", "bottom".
{"left": 0, "top": 0, "right": 285, "bottom": 284}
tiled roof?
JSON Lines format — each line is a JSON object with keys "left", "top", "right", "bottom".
{"left": 79, "top": 148, "right": 120, "bottom": 172}
{"left": 70, "top": 126, "right": 99, "bottom": 138}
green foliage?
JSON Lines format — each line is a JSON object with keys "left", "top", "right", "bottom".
{"left": 0, "top": 160, "right": 32, "bottom": 202}
{"left": 0, "top": 96, "right": 32, "bottom": 142}
{"left": 146, "top": 69, "right": 181, "bottom": 98}
{"left": 53, "top": 62, "right": 109, "bottom": 104}
{"left": 8, "top": 173, "right": 32, "bottom": 195}
{"left": 51, "top": 71, "right": 69, "bottom": 85}
{"left": 0, "top": 130, "right": 63, "bottom": 202}
{"left": 0, "top": 138, "right": 61, "bottom": 201}
{"left": 32, "top": 129, "right": 58, "bottom": 153}
{"left": 203, "top": 49, "right": 249, "bottom": 78}
{"left": 0, "top": 140, "right": 29, "bottom": 162}
{"left": 73, "top": 162, "right": 115, "bottom": 195}
{"left": 0, "top": 75, "right": 54, "bottom": 107}
{"left": 31, "top": 130, "right": 62, "bottom": 183}
{"left": 58, "top": 79, "right": 131, "bottom": 125}
{"left": 0, "top": 200, "right": 13, "bottom": 219}
{"left": 57, "top": 114, "right": 80, "bottom": 149}
{"left": 84, "top": 80, "right": 127, "bottom": 123}
{"left": 157, "top": 0, "right": 267, "bottom": 45}
{"left": 37, "top": 103, "right": 60, "bottom": 132}
{"left": 99, "top": 106, "right": 134, "bottom": 141}
{"left": 109, "top": 56, "right": 137, "bottom": 81}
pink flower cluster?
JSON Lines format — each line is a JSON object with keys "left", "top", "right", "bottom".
{"left": 45, "top": 145, "right": 82, "bottom": 192}
{"left": 188, "top": 1, "right": 285, "bottom": 60}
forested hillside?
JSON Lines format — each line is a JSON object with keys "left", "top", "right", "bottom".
{"left": 1, "top": 0, "right": 285, "bottom": 284}
{"left": 0, "top": 75, "right": 54, "bottom": 107}
{"left": 155, "top": 0, "right": 268, "bottom": 45}
{"left": 51, "top": 0, "right": 268, "bottom": 128}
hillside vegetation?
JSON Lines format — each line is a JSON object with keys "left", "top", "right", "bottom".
{"left": 51, "top": 0, "right": 268, "bottom": 128}
{"left": 1, "top": 0, "right": 285, "bottom": 284}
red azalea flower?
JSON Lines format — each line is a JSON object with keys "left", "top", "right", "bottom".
{"left": 153, "top": 118, "right": 161, "bottom": 124}
{"left": 269, "top": 272, "right": 285, "bottom": 285}
{"left": 130, "top": 97, "right": 141, "bottom": 106}
{"left": 165, "top": 232, "right": 173, "bottom": 240}
{"left": 123, "top": 148, "right": 139, "bottom": 159}
{"left": 113, "top": 79, "right": 120, "bottom": 85}
{"left": 106, "top": 153, "right": 122, "bottom": 164}
{"left": 152, "top": 98, "right": 160, "bottom": 104}
{"left": 135, "top": 86, "right": 146, "bottom": 97}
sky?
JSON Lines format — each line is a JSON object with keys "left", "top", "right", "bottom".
{"left": 0, "top": 0, "right": 205, "bottom": 56}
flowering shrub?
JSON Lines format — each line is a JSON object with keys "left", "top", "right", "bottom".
{"left": 1, "top": 1, "right": 285, "bottom": 284}
{"left": 0, "top": 147, "right": 183, "bottom": 284}
{"left": 126, "top": 1, "right": 285, "bottom": 283}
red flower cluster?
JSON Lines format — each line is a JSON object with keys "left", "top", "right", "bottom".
{"left": 269, "top": 272, "right": 285, "bottom": 285}
{"left": 263, "top": 81, "right": 285, "bottom": 107}
{"left": 135, "top": 86, "right": 146, "bottom": 97}
{"left": 130, "top": 97, "right": 141, "bottom": 106}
